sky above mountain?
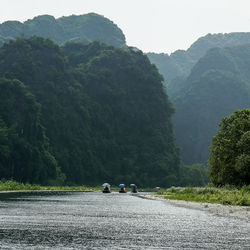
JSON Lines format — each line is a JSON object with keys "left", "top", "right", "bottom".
{"left": 1, "top": 0, "right": 250, "bottom": 54}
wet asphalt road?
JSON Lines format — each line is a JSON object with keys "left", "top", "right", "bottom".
{"left": 0, "top": 191, "right": 249, "bottom": 249}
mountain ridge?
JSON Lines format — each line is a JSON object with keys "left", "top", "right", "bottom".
{"left": 0, "top": 13, "right": 126, "bottom": 48}
{"left": 147, "top": 32, "right": 250, "bottom": 86}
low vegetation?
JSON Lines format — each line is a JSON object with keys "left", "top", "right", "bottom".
{"left": 157, "top": 186, "right": 250, "bottom": 206}
{"left": 0, "top": 180, "right": 137, "bottom": 192}
{"left": 0, "top": 180, "right": 99, "bottom": 192}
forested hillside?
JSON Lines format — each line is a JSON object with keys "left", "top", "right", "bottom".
{"left": 3, "top": 15, "right": 249, "bottom": 186}
{"left": 0, "top": 13, "right": 126, "bottom": 48}
{"left": 148, "top": 33, "right": 250, "bottom": 166}
{"left": 0, "top": 78, "right": 58, "bottom": 184}
{"left": 0, "top": 37, "right": 180, "bottom": 187}
{"left": 148, "top": 32, "right": 250, "bottom": 88}
{"left": 173, "top": 45, "right": 250, "bottom": 165}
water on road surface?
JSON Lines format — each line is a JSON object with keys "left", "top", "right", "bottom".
{"left": 0, "top": 191, "right": 249, "bottom": 249}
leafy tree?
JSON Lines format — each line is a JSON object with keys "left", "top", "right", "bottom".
{"left": 209, "top": 109, "right": 250, "bottom": 186}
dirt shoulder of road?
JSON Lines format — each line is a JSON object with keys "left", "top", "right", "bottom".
{"left": 139, "top": 194, "right": 250, "bottom": 221}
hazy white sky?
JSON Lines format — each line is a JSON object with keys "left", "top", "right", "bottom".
{"left": 1, "top": 0, "right": 250, "bottom": 54}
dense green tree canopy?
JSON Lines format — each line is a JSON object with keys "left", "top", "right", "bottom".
{"left": 0, "top": 37, "right": 180, "bottom": 187}
{"left": 0, "top": 78, "right": 58, "bottom": 184}
{"left": 209, "top": 109, "right": 250, "bottom": 186}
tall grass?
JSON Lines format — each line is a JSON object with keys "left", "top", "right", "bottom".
{"left": 157, "top": 185, "right": 250, "bottom": 206}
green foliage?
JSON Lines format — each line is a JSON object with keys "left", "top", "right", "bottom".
{"left": 0, "top": 78, "right": 58, "bottom": 184}
{"left": 0, "top": 14, "right": 126, "bottom": 48}
{"left": 147, "top": 34, "right": 250, "bottom": 168}
{"left": 209, "top": 109, "right": 250, "bottom": 186}
{"left": 0, "top": 35, "right": 12, "bottom": 48}
{"left": 158, "top": 185, "right": 250, "bottom": 206}
{"left": 0, "top": 119, "right": 10, "bottom": 172}
{"left": 0, "top": 37, "right": 180, "bottom": 187}
{"left": 179, "top": 164, "right": 209, "bottom": 187}
{"left": 0, "top": 180, "right": 98, "bottom": 191}
{"left": 66, "top": 44, "right": 179, "bottom": 187}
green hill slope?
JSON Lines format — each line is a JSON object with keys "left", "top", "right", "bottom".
{"left": 148, "top": 32, "right": 250, "bottom": 89}
{"left": 173, "top": 45, "right": 250, "bottom": 165}
{"left": 0, "top": 37, "right": 180, "bottom": 187}
{"left": 0, "top": 78, "right": 58, "bottom": 184}
{"left": 0, "top": 13, "right": 126, "bottom": 48}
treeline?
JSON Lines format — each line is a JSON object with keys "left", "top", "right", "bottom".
{"left": 0, "top": 37, "right": 182, "bottom": 187}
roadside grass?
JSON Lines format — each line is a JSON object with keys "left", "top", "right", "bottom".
{"left": 157, "top": 185, "right": 250, "bottom": 206}
{"left": 0, "top": 180, "right": 100, "bottom": 192}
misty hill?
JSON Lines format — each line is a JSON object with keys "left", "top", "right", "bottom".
{"left": 0, "top": 37, "right": 180, "bottom": 187}
{"left": 172, "top": 44, "right": 250, "bottom": 165}
{"left": 0, "top": 13, "right": 126, "bottom": 48}
{"left": 147, "top": 32, "right": 250, "bottom": 87}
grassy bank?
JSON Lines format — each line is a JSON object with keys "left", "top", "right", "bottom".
{"left": 0, "top": 180, "right": 100, "bottom": 192}
{"left": 157, "top": 186, "right": 250, "bottom": 206}
{"left": 0, "top": 180, "right": 155, "bottom": 192}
